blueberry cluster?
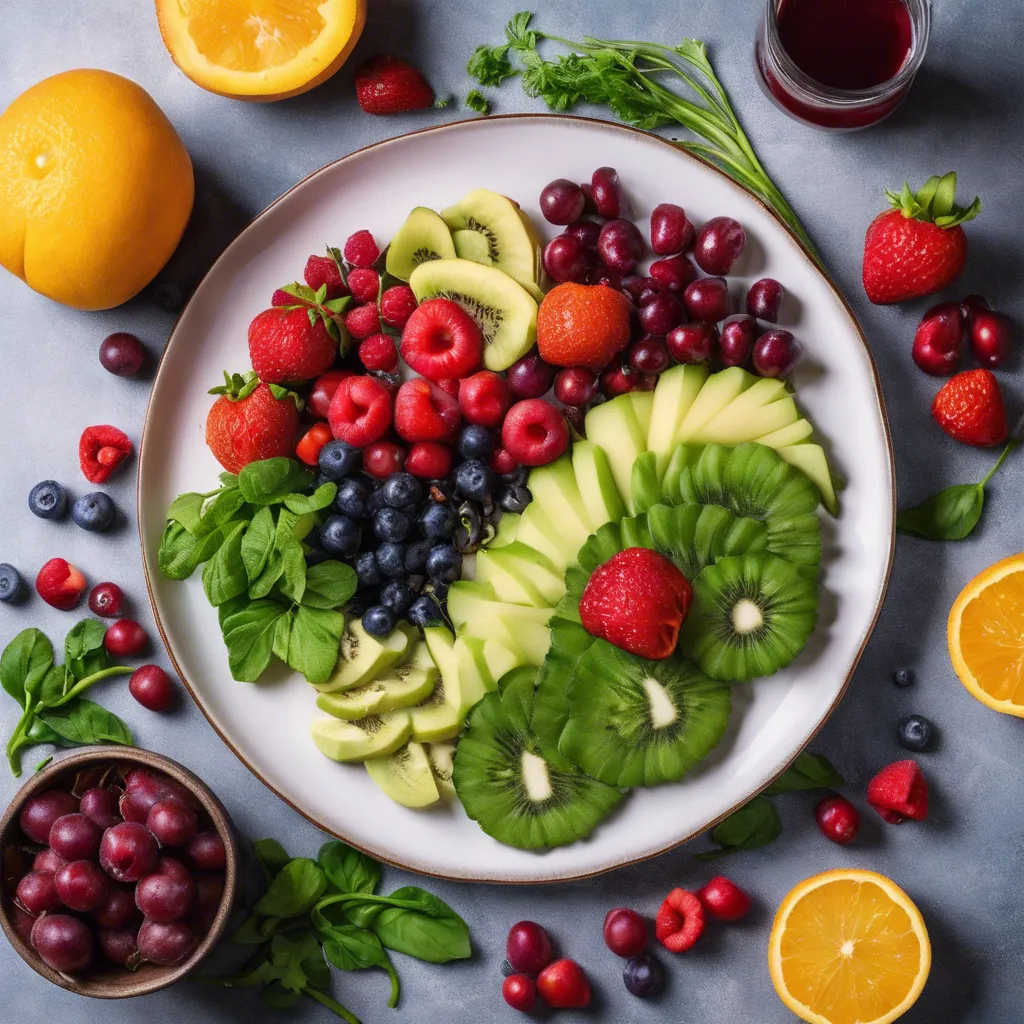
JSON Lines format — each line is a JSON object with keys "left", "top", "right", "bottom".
{"left": 28, "top": 480, "right": 116, "bottom": 532}
{"left": 314, "top": 427, "right": 533, "bottom": 638}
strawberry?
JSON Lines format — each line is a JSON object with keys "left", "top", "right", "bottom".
{"left": 862, "top": 172, "right": 980, "bottom": 304}
{"left": 248, "top": 304, "right": 339, "bottom": 384}
{"left": 867, "top": 759, "right": 929, "bottom": 823}
{"left": 35, "top": 558, "right": 87, "bottom": 610}
{"left": 394, "top": 378, "right": 461, "bottom": 443}
{"left": 655, "top": 888, "right": 705, "bottom": 953}
{"left": 580, "top": 548, "right": 692, "bottom": 659}
{"left": 401, "top": 298, "right": 483, "bottom": 381}
{"left": 79, "top": 425, "right": 133, "bottom": 484}
{"left": 354, "top": 56, "right": 434, "bottom": 115}
{"left": 205, "top": 372, "right": 301, "bottom": 474}
{"left": 328, "top": 375, "right": 393, "bottom": 448}
{"left": 932, "top": 368, "right": 1007, "bottom": 447}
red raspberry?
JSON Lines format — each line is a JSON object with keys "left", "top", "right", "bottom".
{"left": 344, "top": 230, "right": 380, "bottom": 268}
{"left": 303, "top": 254, "right": 347, "bottom": 298}
{"left": 347, "top": 268, "right": 380, "bottom": 304}
{"left": 363, "top": 442, "right": 406, "bottom": 479}
{"left": 380, "top": 285, "right": 418, "bottom": 329}
{"left": 79, "top": 425, "right": 133, "bottom": 484}
{"left": 328, "top": 376, "right": 393, "bottom": 447}
{"left": 406, "top": 441, "right": 454, "bottom": 479}
{"left": 345, "top": 304, "right": 383, "bottom": 340}
{"left": 867, "top": 760, "right": 929, "bottom": 823}
{"left": 655, "top": 888, "right": 705, "bottom": 953}
{"left": 359, "top": 333, "right": 400, "bottom": 374}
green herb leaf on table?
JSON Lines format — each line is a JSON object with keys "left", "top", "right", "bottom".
{"left": 1, "top": 628, "right": 55, "bottom": 707}
{"left": 64, "top": 619, "right": 108, "bottom": 683}
{"left": 369, "top": 887, "right": 473, "bottom": 963}
{"left": 465, "top": 89, "right": 490, "bottom": 114}
{"left": 39, "top": 699, "right": 133, "bottom": 747}
{"left": 255, "top": 858, "right": 328, "bottom": 919}
{"left": 696, "top": 796, "right": 782, "bottom": 860}
{"left": 466, "top": 42, "right": 518, "bottom": 85}
{"left": 318, "top": 841, "right": 380, "bottom": 896}
{"left": 764, "top": 752, "right": 844, "bottom": 796}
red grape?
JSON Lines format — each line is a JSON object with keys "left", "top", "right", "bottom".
{"left": 136, "top": 858, "right": 196, "bottom": 923}
{"left": 597, "top": 219, "right": 644, "bottom": 274}
{"left": 100, "top": 822, "right": 160, "bottom": 882}
{"left": 752, "top": 329, "right": 801, "bottom": 377}
{"left": 48, "top": 813, "right": 101, "bottom": 861}
{"left": 506, "top": 920, "right": 553, "bottom": 974}
{"left": 55, "top": 859, "right": 110, "bottom": 912}
{"left": 503, "top": 974, "right": 537, "bottom": 1012}
{"left": 638, "top": 292, "right": 684, "bottom": 335}
{"left": 650, "top": 203, "right": 695, "bottom": 255}
{"left": 19, "top": 789, "right": 77, "bottom": 844}
{"left": 79, "top": 787, "right": 121, "bottom": 830}
{"left": 125, "top": 768, "right": 193, "bottom": 812}
{"left": 507, "top": 350, "right": 555, "bottom": 399}
{"left": 719, "top": 317, "right": 758, "bottom": 368}
{"left": 694, "top": 216, "right": 746, "bottom": 275}
{"left": 184, "top": 832, "right": 227, "bottom": 872}
{"left": 99, "top": 333, "right": 146, "bottom": 376}
{"left": 104, "top": 619, "right": 148, "bottom": 657}
{"left": 119, "top": 794, "right": 148, "bottom": 824}
{"left": 564, "top": 219, "right": 601, "bottom": 250}
{"left": 129, "top": 664, "right": 176, "bottom": 711}
{"left": 16, "top": 870, "right": 61, "bottom": 915}
{"left": 553, "top": 367, "right": 599, "bottom": 407}
{"left": 88, "top": 582, "right": 124, "bottom": 617}
{"left": 98, "top": 927, "right": 140, "bottom": 966}
{"left": 31, "top": 914, "right": 94, "bottom": 971}
{"left": 682, "top": 277, "right": 730, "bottom": 323}
{"left": 93, "top": 883, "right": 138, "bottom": 929}
{"left": 539, "top": 179, "right": 586, "bottom": 225}
{"left": 137, "top": 918, "right": 195, "bottom": 965}
{"left": 590, "top": 166, "right": 625, "bottom": 218}
{"left": 33, "top": 849, "right": 65, "bottom": 874}
{"left": 542, "top": 235, "right": 594, "bottom": 284}
{"left": 667, "top": 323, "right": 718, "bottom": 364}
{"left": 649, "top": 255, "right": 697, "bottom": 292}
{"left": 603, "top": 907, "right": 648, "bottom": 957}
{"left": 969, "top": 310, "right": 1014, "bottom": 369}
{"left": 746, "top": 278, "right": 784, "bottom": 322}
{"left": 147, "top": 800, "right": 197, "bottom": 847}
{"left": 628, "top": 336, "right": 671, "bottom": 375}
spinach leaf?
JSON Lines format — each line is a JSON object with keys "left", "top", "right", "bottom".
{"left": 64, "top": 620, "right": 108, "bottom": 682}
{"left": 1, "top": 629, "right": 55, "bottom": 707}
{"left": 254, "top": 838, "right": 292, "bottom": 880}
{"left": 158, "top": 521, "right": 201, "bottom": 579}
{"left": 166, "top": 491, "right": 207, "bottom": 533}
{"left": 317, "top": 923, "right": 400, "bottom": 1007}
{"left": 239, "top": 459, "right": 313, "bottom": 505}
{"left": 764, "top": 752, "right": 843, "bottom": 796}
{"left": 318, "top": 841, "right": 380, "bottom": 895}
{"left": 35, "top": 666, "right": 66, "bottom": 706}
{"left": 303, "top": 562, "right": 358, "bottom": 610}
{"left": 286, "top": 606, "right": 345, "bottom": 685}
{"left": 39, "top": 699, "right": 133, "bottom": 747}
{"left": 241, "top": 507, "right": 276, "bottom": 582}
{"left": 196, "top": 487, "right": 247, "bottom": 531}
{"left": 284, "top": 482, "right": 337, "bottom": 516}
{"left": 695, "top": 797, "right": 782, "bottom": 860}
{"left": 27, "top": 717, "right": 73, "bottom": 747}
{"left": 220, "top": 599, "right": 288, "bottom": 682}
{"left": 272, "top": 609, "right": 294, "bottom": 662}
{"left": 203, "top": 520, "right": 250, "bottom": 606}
{"left": 368, "top": 888, "right": 472, "bottom": 963}
{"left": 255, "top": 859, "right": 327, "bottom": 919}
{"left": 275, "top": 510, "right": 307, "bottom": 604}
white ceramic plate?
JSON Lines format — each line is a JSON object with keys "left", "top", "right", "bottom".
{"left": 139, "top": 115, "right": 894, "bottom": 883}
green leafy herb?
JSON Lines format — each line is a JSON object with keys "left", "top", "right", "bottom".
{"left": 255, "top": 859, "right": 328, "bottom": 919}
{"left": 302, "top": 563, "right": 358, "bottom": 611}
{"left": 897, "top": 441, "right": 1015, "bottom": 541}
{"left": 470, "top": 12, "right": 817, "bottom": 258}
{"left": 203, "top": 520, "right": 250, "bottom": 607}
{"left": 318, "top": 841, "right": 380, "bottom": 895}
{"left": 39, "top": 699, "right": 132, "bottom": 747}
{"left": 764, "top": 751, "right": 844, "bottom": 796}
{"left": 63, "top": 620, "right": 108, "bottom": 683}
{"left": 465, "top": 89, "right": 491, "bottom": 114}
{"left": 238, "top": 458, "right": 315, "bottom": 505}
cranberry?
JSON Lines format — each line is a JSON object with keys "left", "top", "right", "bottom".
{"left": 506, "top": 920, "right": 553, "bottom": 974}
{"left": 696, "top": 876, "right": 751, "bottom": 921}
{"left": 650, "top": 203, "right": 694, "bottom": 255}
{"left": 960, "top": 293, "right": 990, "bottom": 326}
{"left": 553, "top": 367, "right": 599, "bottom": 406}
{"left": 79, "top": 787, "right": 121, "bottom": 830}
{"left": 129, "top": 664, "right": 176, "bottom": 711}
{"left": 147, "top": 800, "right": 197, "bottom": 847}
{"left": 912, "top": 301, "right": 964, "bottom": 376}
{"left": 99, "top": 927, "right": 140, "bottom": 966}
{"left": 363, "top": 442, "right": 406, "bottom": 479}
{"left": 746, "top": 278, "right": 784, "bottom": 322}
{"left": 19, "top": 790, "right": 78, "bottom": 844}
{"left": 406, "top": 441, "right": 454, "bottom": 479}
{"left": 694, "top": 216, "right": 746, "bottom": 275}
{"left": 598, "top": 219, "right": 644, "bottom": 274}
{"left": 540, "top": 179, "right": 586, "bottom": 225}
{"left": 969, "top": 310, "right": 1014, "bottom": 369}
{"left": 601, "top": 364, "right": 637, "bottom": 397}
{"left": 104, "top": 619, "right": 147, "bottom": 657}
{"left": 16, "top": 870, "right": 61, "bottom": 915}
{"left": 753, "top": 329, "right": 802, "bottom": 377}
{"left": 308, "top": 369, "right": 354, "bottom": 420}
{"left": 590, "top": 166, "right": 625, "bottom": 218}
{"left": 55, "top": 859, "right": 110, "bottom": 912}
{"left": 815, "top": 794, "right": 860, "bottom": 844}
{"left": 668, "top": 323, "right": 718, "bottom": 364}
{"left": 720, "top": 317, "right": 758, "bottom": 368}
{"left": 682, "top": 277, "right": 730, "bottom": 323}
{"left": 649, "top": 255, "right": 697, "bottom": 292}
{"left": 137, "top": 918, "right": 195, "bottom": 966}
{"left": 537, "top": 958, "right": 591, "bottom": 1009}
{"left": 501, "top": 400, "right": 569, "bottom": 467}
{"left": 31, "top": 914, "right": 94, "bottom": 972}
{"left": 603, "top": 907, "right": 648, "bottom": 958}
{"left": 507, "top": 350, "right": 555, "bottom": 399}
{"left": 49, "top": 813, "right": 101, "bottom": 861}
{"left": 88, "top": 581, "right": 124, "bottom": 617}
{"left": 628, "top": 336, "right": 671, "bottom": 375}
{"left": 136, "top": 857, "right": 196, "bottom": 922}
{"left": 184, "top": 831, "right": 227, "bottom": 872}
{"left": 503, "top": 974, "right": 537, "bottom": 1012}
{"left": 93, "top": 883, "right": 138, "bottom": 929}
{"left": 100, "top": 821, "right": 160, "bottom": 882}
{"left": 638, "top": 292, "right": 685, "bottom": 335}
{"left": 565, "top": 219, "right": 602, "bottom": 250}
{"left": 99, "top": 333, "right": 146, "bottom": 376}
{"left": 543, "top": 235, "right": 594, "bottom": 284}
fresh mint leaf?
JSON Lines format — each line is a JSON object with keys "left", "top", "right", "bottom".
{"left": 286, "top": 606, "right": 345, "bottom": 685}
{"left": 1, "top": 629, "right": 54, "bottom": 707}
{"left": 275, "top": 511, "right": 307, "bottom": 605}
{"left": 39, "top": 699, "right": 133, "bottom": 747}
{"left": 318, "top": 841, "right": 380, "bottom": 896}
{"left": 64, "top": 620, "right": 108, "bottom": 682}
{"left": 695, "top": 797, "right": 781, "bottom": 860}
{"left": 765, "top": 752, "right": 844, "bottom": 796}
{"left": 284, "top": 483, "right": 337, "bottom": 516}
{"left": 238, "top": 459, "right": 313, "bottom": 506}
{"left": 303, "top": 562, "right": 358, "bottom": 610}
{"left": 203, "top": 521, "right": 250, "bottom": 606}
{"left": 220, "top": 599, "right": 288, "bottom": 682}
{"left": 242, "top": 507, "right": 276, "bottom": 582}
{"left": 255, "top": 859, "right": 327, "bottom": 919}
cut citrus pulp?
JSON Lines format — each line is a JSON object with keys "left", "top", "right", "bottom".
{"left": 768, "top": 868, "right": 930, "bottom": 1024}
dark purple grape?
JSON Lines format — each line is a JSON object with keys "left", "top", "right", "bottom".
{"left": 638, "top": 293, "right": 685, "bottom": 335}
{"left": 539, "top": 179, "right": 586, "bottom": 226}
{"left": 99, "top": 927, "right": 140, "bottom": 966}
{"left": 542, "top": 235, "right": 594, "bottom": 284}
{"left": 183, "top": 832, "right": 227, "bottom": 873}
{"left": 650, "top": 203, "right": 695, "bottom": 255}
{"left": 93, "top": 883, "right": 138, "bottom": 929}
{"left": 720, "top": 317, "right": 758, "bottom": 367}
{"left": 746, "top": 278, "right": 784, "bottom": 322}
{"left": 624, "top": 952, "right": 665, "bottom": 997}
{"left": 597, "top": 219, "right": 644, "bottom": 274}
{"left": 135, "top": 857, "right": 195, "bottom": 922}
{"left": 753, "top": 329, "right": 802, "bottom": 377}
{"left": 553, "top": 368, "right": 600, "bottom": 407}
{"left": 694, "top": 216, "right": 746, "bottom": 275}
{"left": 100, "top": 822, "right": 160, "bottom": 883}
{"left": 620, "top": 276, "right": 650, "bottom": 303}
{"left": 507, "top": 351, "right": 555, "bottom": 399}
{"left": 49, "top": 813, "right": 101, "bottom": 862}
{"left": 590, "top": 166, "right": 625, "bottom": 218}
{"left": 11, "top": 905, "right": 35, "bottom": 945}
{"left": 55, "top": 859, "right": 110, "bottom": 912}
{"left": 79, "top": 788, "right": 121, "bottom": 831}
{"left": 137, "top": 919, "right": 195, "bottom": 966}
{"left": 19, "top": 790, "right": 78, "bottom": 844}
{"left": 628, "top": 336, "right": 671, "bottom": 375}
{"left": 189, "top": 872, "right": 226, "bottom": 933}
{"left": 16, "top": 871, "right": 61, "bottom": 915}
{"left": 649, "top": 255, "right": 697, "bottom": 293}
{"left": 564, "top": 219, "right": 602, "bottom": 250}
{"left": 31, "top": 914, "right": 94, "bottom": 972}
{"left": 99, "top": 333, "right": 146, "bottom": 376}
{"left": 124, "top": 768, "right": 193, "bottom": 814}
{"left": 667, "top": 323, "right": 718, "bottom": 364}
{"left": 146, "top": 800, "right": 197, "bottom": 848}
{"left": 682, "top": 277, "right": 730, "bottom": 323}
{"left": 33, "top": 849, "right": 65, "bottom": 874}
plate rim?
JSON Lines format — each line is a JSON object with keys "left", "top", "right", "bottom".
{"left": 137, "top": 112, "right": 896, "bottom": 884}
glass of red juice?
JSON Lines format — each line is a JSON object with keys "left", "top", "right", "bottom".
{"left": 755, "top": 0, "right": 931, "bottom": 131}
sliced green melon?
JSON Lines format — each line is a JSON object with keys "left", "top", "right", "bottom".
{"left": 647, "top": 364, "right": 710, "bottom": 471}
{"left": 676, "top": 367, "right": 756, "bottom": 442}
{"left": 585, "top": 396, "right": 646, "bottom": 514}
{"left": 572, "top": 440, "right": 626, "bottom": 529}
{"left": 777, "top": 443, "right": 838, "bottom": 515}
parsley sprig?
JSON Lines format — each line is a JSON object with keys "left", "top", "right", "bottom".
{"left": 469, "top": 12, "right": 818, "bottom": 259}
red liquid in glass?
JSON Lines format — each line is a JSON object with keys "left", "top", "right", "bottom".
{"left": 777, "top": 0, "right": 912, "bottom": 90}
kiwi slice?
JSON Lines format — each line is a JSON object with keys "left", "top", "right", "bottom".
{"left": 453, "top": 673, "right": 623, "bottom": 849}
{"left": 679, "top": 553, "right": 818, "bottom": 682}
{"left": 559, "top": 640, "right": 732, "bottom": 788}
{"left": 646, "top": 503, "right": 767, "bottom": 580}
{"left": 385, "top": 207, "right": 457, "bottom": 281}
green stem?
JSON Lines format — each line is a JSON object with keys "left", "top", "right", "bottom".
{"left": 303, "top": 986, "right": 361, "bottom": 1024}
{"left": 982, "top": 440, "right": 1017, "bottom": 486}
{"left": 49, "top": 666, "right": 133, "bottom": 709}
{"left": 384, "top": 960, "right": 401, "bottom": 1008}
{"left": 6, "top": 707, "right": 34, "bottom": 776}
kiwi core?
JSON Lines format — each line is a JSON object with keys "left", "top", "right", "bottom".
{"left": 731, "top": 598, "right": 764, "bottom": 635}
{"left": 642, "top": 677, "right": 679, "bottom": 729}
{"left": 521, "top": 750, "right": 553, "bottom": 803}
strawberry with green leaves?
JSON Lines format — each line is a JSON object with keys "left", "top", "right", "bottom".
{"left": 863, "top": 172, "right": 980, "bottom": 304}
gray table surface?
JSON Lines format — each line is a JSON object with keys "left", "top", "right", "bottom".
{"left": 2, "top": 1, "right": 1022, "bottom": 1021}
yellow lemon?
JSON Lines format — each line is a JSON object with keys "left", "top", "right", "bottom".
{"left": 768, "top": 869, "right": 931, "bottom": 1024}
{"left": 0, "top": 69, "right": 194, "bottom": 311}
{"left": 155, "top": 0, "right": 366, "bottom": 101}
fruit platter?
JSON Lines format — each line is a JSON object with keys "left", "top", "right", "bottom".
{"left": 138, "top": 115, "right": 893, "bottom": 881}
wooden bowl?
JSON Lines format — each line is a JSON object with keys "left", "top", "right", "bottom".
{"left": 0, "top": 746, "right": 239, "bottom": 998}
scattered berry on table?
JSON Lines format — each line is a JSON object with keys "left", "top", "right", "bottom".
{"left": 932, "top": 368, "right": 1008, "bottom": 447}
{"left": 506, "top": 920, "right": 553, "bottom": 975}
{"left": 380, "top": 285, "right": 418, "bottom": 329}
{"left": 867, "top": 759, "right": 929, "bottom": 823}
{"left": 362, "top": 604, "right": 396, "bottom": 637}
{"left": 343, "top": 229, "right": 381, "bottom": 268}
{"left": 319, "top": 515, "right": 362, "bottom": 557}
{"left": 347, "top": 267, "right": 380, "bottom": 304}
{"left": 129, "top": 664, "right": 176, "bottom": 712}
{"left": 406, "top": 440, "right": 454, "bottom": 479}
{"left": 318, "top": 439, "right": 362, "bottom": 481}
{"left": 303, "top": 253, "right": 347, "bottom": 298}
{"left": 603, "top": 907, "right": 648, "bottom": 958}
{"left": 88, "top": 582, "right": 124, "bottom": 617}
{"left": 28, "top": 480, "right": 68, "bottom": 520}
{"left": 623, "top": 952, "right": 665, "bottom": 998}
{"left": 0, "top": 563, "right": 25, "bottom": 603}
{"left": 815, "top": 794, "right": 860, "bottom": 844}
{"left": 912, "top": 301, "right": 964, "bottom": 376}
{"left": 99, "top": 332, "right": 146, "bottom": 376}
{"left": 401, "top": 298, "right": 483, "bottom": 382}
{"left": 72, "top": 492, "right": 116, "bottom": 532}
{"left": 537, "top": 958, "right": 591, "bottom": 1009}
{"left": 694, "top": 216, "right": 746, "bottom": 275}
{"left": 969, "top": 309, "right": 1014, "bottom": 369}
{"left": 746, "top": 278, "right": 784, "bottom": 322}
{"left": 898, "top": 714, "right": 934, "bottom": 752}
{"left": 354, "top": 56, "right": 435, "bottom": 116}
{"left": 696, "top": 876, "right": 751, "bottom": 921}
{"left": 893, "top": 668, "right": 914, "bottom": 688}
{"left": 248, "top": 305, "right": 336, "bottom": 384}
{"left": 79, "top": 425, "right": 133, "bottom": 484}
{"left": 502, "top": 973, "right": 537, "bottom": 1012}
{"left": 359, "top": 333, "right": 400, "bottom": 374}
{"left": 295, "top": 423, "right": 333, "bottom": 467}
{"left": 501, "top": 399, "right": 569, "bottom": 467}
{"left": 655, "top": 887, "right": 705, "bottom": 953}
{"left": 344, "top": 303, "right": 383, "bottom": 339}
{"left": 104, "top": 619, "right": 147, "bottom": 657}
{"left": 36, "top": 558, "right": 86, "bottom": 610}
{"left": 363, "top": 441, "right": 406, "bottom": 479}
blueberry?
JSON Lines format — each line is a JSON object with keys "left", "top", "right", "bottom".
{"left": 318, "top": 440, "right": 361, "bottom": 481}
{"left": 898, "top": 714, "right": 934, "bottom": 751}
{"left": 380, "top": 580, "right": 415, "bottom": 615}
{"left": 382, "top": 472, "right": 422, "bottom": 508}
{"left": 892, "top": 668, "right": 914, "bottom": 688}
{"left": 407, "top": 594, "right": 443, "bottom": 627}
{"left": 458, "top": 424, "right": 493, "bottom": 459}
{"left": 497, "top": 483, "right": 532, "bottom": 514}
{"left": 0, "top": 563, "right": 24, "bottom": 603}
{"left": 354, "top": 550, "right": 383, "bottom": 588}
{"left": 375, "top": 543, "right": 407, "bottom": 578}
{"left": 362, "top": 604, "right": 396, "bottom": 637}
{"left": 366, "top": 489, "right": 387, "bottom": 516}
{"left": 319, "top": 515, "right": 361, "bottom": 557}
{"left": 28, "top": 480, "right": 67, "bottom": 520}
{"left": 335, "top": 477, "right": 370, "bottom": 518}
{"left": 623, "top": 953, "right": 665, "bottom": 998}
{"left": 501, "top": 466, "right": 529, "bottom": 488}
{"left": 72, "top": 492, "right": 115, "bottom": 532}
{"left": 421, "top": 503, "right": 457, "bottom": 539}
{"left": 454, "top": 459, "right": 495, "bottom": 502}
{"left": 374, "top": 507, "right": 410, "bottom": 544}
{"left": 426, "top": 544, "right": 462, "bottom": 584}
{"left": 404, "top": 538, "right": 433, "bottom": 574}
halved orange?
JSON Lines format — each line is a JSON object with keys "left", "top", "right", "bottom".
{"left": 768, "top": 869, "right": 931, "bottom": 1024}
{"left": 948, "top": 552, "right": 1024, "bottom": 717}
{"left": 155, "top": 0, "right": 366, "bottom": 102}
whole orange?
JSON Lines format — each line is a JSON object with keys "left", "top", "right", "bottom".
{"left": 537, "top": 282, "right": 633, "bottom": 370}
{"left": 0, "top": 69, "right": 194, "bottom": 310}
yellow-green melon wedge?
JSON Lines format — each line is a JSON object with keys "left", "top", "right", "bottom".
{"left": 777, "top": 443, "right": 838, "bottom": 515}
{"left": 756, "top": 417, "right": 814, "bottom": 448}
{"left": 647, "top": 364, "right": 710, "bottom": 472}
{"left": 676, "top": 367, "right": 756, "bottom": 442}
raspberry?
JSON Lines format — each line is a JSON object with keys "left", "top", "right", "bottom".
{"left": 344, "top": 230, "right": 380, "bottom": 268}
{"left": 359, "top": 333, "right": 400, "bottom": 374}
{"left": 79, "top": 426, "right": 133, "bottom": 484}
{"left": 380, "top": 285, "right": 418, "bottom": 329}
{"left": 303, "top": 254, "right": 347, "bottom": 298}
{"left": 347, "top": 268, "right": 380, "bottom": 304}
{"left": 345, "top": 304, "right": 383, "bottom": 340}
{"left": 271, "top": 288, "right": 303, "bottom": 307}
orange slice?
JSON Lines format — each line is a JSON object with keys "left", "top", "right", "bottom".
{"left": 948, "top": 552, "right": 1024, "bottom": 716}
{"left": 155, "top": 0, "right": 366, "bottom": 101}
{"left": 768, "top": 869, "right": 930, "bottom": 1024}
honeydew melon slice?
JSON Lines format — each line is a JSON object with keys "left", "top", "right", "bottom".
{"left": 756, "top": 417, "right": 814, "bottom": 448}
{"left": 647, "top": 364, "right": 710, "bottom": 471}
{"left": 776, "top": 443, "right": 839, "bottom": 515}
{"left": 676, "top": 367, "right": 756, "bottom": 442}
{"left": 585, "top": 396, "right": 647, "bottom": 514}
{"left": 572, "top": 439, "right": 627, "bottom": 529}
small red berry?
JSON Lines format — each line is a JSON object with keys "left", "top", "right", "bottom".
{"left": 295, "top": 423, "right": 333, "bottom": 466}
{"left": 603, "top": 907, "right": 647, "bottom": 957}
{"left": 655, "top": 888, "right": 705, "bottom": 953}
{"left": 506, "top": 920, "right": 553, "bottom": 974}
{"left": 501, "top": 400, "right": 569, "bottom": 467}
{"left": 815, "top": 794, "right": 860, "bottom": 844}
{"left": 695, "top": 876, "right": 751, "bottom": 921}
{"left": 328, "top": 376, "right": 393, "bottom": 448}
{"left": 347, "top": 267, "right": 380, "bottom": 304}
{"left": 129, "top": 664, "right": 176, "bottom": 712}
{"left": 536, "top": 958, "right": 591, "bottom": 1009}
{"left": 88, "top": 582, "right": 124, "bottom": 618}
{"left": 969, "top": 310, "right": 1014, "bottom": 369}
{"left": 363, "top": 442, "right": 406, "bottom": 479}
{"left": 458, "top": 370, "right": 512, "bottom": 427}
{"left": 502, "top": 974, "right": 537, "bottom": 1013}
{"left": 405, "top": 441, "right": 454, "bottom": 479}
{"left": 309, "top": 369, "right": 355, "bottom": 420}
{"left": 303, "top": 254, "right": 347, "bottom": 298}
{"left": 36, "top": 558, "right": 87, "bottom": 610}
{"left": 401, "top": 298, "right": 483, "bottom": 381}
{"left": 359, "top": 333, "right": 400, "bottom": 374}
{"left": 343, "top": 229, "right": 380, "bottom": 268}
{"left": 345, "top": 303, "right": 383, "bottom": 340}
{"left": 600, "top": 364, "right": 636, "bottom": 397}
{"left": 104, "top": 619, "right": 147, "bottom": 657}
{"left": 489, "top": 448, "right": 518, "bottom": 476}
{"left": 553, "top": 367, "right": 599, "bottom": 406}
{"left": 380, "top": 285, "right": 418, "bottom": 329}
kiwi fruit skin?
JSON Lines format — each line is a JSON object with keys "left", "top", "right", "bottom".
{"left": 558, "top": 639, "right": 732, "bottom": 789}
{"left": 679, "top": 552, "right": 819, "bottom": 682}
{"left": 453, "top": 674, "right": 623, "bottom": 850}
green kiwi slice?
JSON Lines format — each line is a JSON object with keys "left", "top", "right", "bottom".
{"left": 646, "top": 503, "right": 768, "bottom": 580}
{"left": 453, "top": 674, "right": 623, "bottom": 849}
{"left": 679, "top": 553, "right": 819, "bottom": 682}
{"left": 558, "top": 640, "right": 732, "bottom": 788}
